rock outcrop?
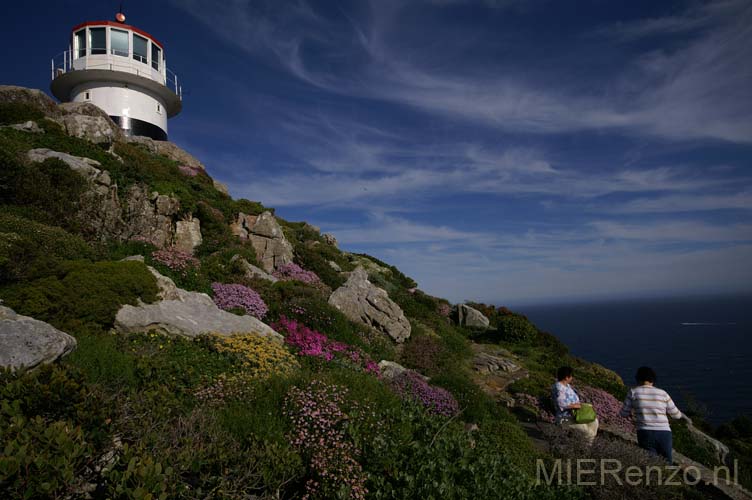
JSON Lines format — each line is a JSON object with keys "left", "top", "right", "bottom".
{"left": 26, "top": 149, "right": 180, "bottom": 247}
{"left": 0, "top": 305, "right": 77, "bottom": 371}
{"left": 328, "top": 267, "right": 411, "bottom": 343}
{"left": 231, "top": 212, "right": 294, "bottom": 273}
{"left": 323, "top": 233, "right": 338, "bottom": 247}
{"left": 454, "top": 304, "right": 490, "bottom": 329}
{"left": 58, "top": 102, "right": 124, "bottom": 144}
{"left": 474, "top": 352, "right": 521, "bottom": 375}
{"left": 114, "top": 267, "right": 281, "bottom": 340}
{"left": 173, "top": 217, "right": 203, "bottom": 254}
{"left": 126, "top": 136, "right": 206, "bottom": 172}
{"left": 0, "top": 85, "right": 61, "bottom": 117}
{"left": 121, "top": 185, "right": 180, "bottom": 248}
{"left": 0, "top": 121, "right": 43, "bottom": 133}
{"left": 231, "top": 255, "right": 278, "bottom": 282}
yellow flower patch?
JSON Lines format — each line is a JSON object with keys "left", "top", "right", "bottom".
{"left": 210, "top": 333, "right": 299, "bottom": 379}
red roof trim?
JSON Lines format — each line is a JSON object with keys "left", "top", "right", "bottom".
{"left": 71, "top": 21, "right": 164, "bottom": 49}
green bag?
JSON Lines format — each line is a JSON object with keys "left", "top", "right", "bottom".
{"left": 574, "top": 403, "right": 596, "bottom": 424}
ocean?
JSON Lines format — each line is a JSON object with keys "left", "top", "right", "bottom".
{"left": 517, "top": 294, "right": 752, "bottom": 425}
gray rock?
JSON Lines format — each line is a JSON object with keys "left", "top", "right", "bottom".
{"left": 328, "top": 260, "right": 342, "bottom": 272}
{"left": 323, "top": 233, "right": 338, "bottom": 247}
{"left": 328, "top": 267, "right": 411, "bottom": 343}
{"left": 240, "top": 212, "right": 294, "bottom": 273}
{"left": 0, "top": 85, "right": 60, "bottom": 117}
{"left": 174, "top": 217, "right": 202, "bottom": 254}
{"left": 230, "top": 212, "right": 257, "bottom": 240}
{"left": 27, "top": 148, "right": 108, "bottom": 184}
{"left": 474, "top": 352, "right": 520, "bottom": 375}
{"left": 377, "top": 360, "right": 429, "bottom": 381}
{"left": 454, "top": 304, "right": 490, "bottom": 329}
{"left": 121, "top": 185, "right": 180, "bottom": 248}
{"left": 231, "top": 255, "right": 278, "bottom": 282}
{"left": 0, "top": 121, "right": 43, "bottom": 133}
{"left": 0, "top": 306, "right": 76, "bottom": 371}
{"left": 213, "top": 179, "right": 230, "bottom": 196}
{"left": 59, "top": 102, "right": 124, "bottom": 144}
{"left": 114, "top": 268, "right": 281, "bottom": 340}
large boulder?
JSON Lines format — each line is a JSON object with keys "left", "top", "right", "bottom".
{"left": 454, "top": 304, "right": 490, "bottom": 329}
{"left": 0, "top": 305, "right": 77, "bottom": 371}
{"left": 114, "top": 268, "right": 281, "bottom": 340}
{"left": 58, "top": 102, "right": 124, "bottom": 144}
{"left": 173, "top": 217, "right": 203, "bottom": 254}
{"left": 231, "top": 255, "right": 278, "bottom": 283}
{"left": 328, "top": 267, "right": 411, "bottom": 343}
{"left": 232, "top": 212, "right": 294, "bottom": 273}
{"left": 0, "top": 85, "right": 60, "bottom": 117}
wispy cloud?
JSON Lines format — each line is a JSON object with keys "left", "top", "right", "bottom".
{"left": 173, "top": 0, "right": 752, "bottom": 143}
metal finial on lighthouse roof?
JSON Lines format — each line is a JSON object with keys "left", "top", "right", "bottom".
{"left": 116, "top": 1, "right": 126, "bottom": 23}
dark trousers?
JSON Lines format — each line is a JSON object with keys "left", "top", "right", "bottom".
{"left": 637, "top": 429, "right": 673, "bottom": 464}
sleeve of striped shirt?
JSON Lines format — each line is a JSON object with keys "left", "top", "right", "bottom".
{"left": 554, "top": 385, "right": 568, "bottom": 412}
{"left": 619, "top": 391, "right": 633, "bottom": 418}
{"left": 665, "top": 395, "right": 683, "bottom": 419}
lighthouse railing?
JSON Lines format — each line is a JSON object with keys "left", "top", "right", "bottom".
{"left": 51, "top": 49, "right": 183, "bottom": 99}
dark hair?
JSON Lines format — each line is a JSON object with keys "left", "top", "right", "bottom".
{"left": 557, "top": 366, "right": 574, "bottom": 381}
{"left": 635, "top": 366, "right": 657, "bottom": 384}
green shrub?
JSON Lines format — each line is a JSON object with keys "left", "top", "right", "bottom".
{"left": 0, "top": 409, "right": 92, "bottom": 499}
{"left": 431, "top": 371, "right": 510, "bottom": 424}
{"left": 0, "top": 260, "right": 158, "bottom": 333}
{"left": 354, "top": 253, "right": 417, "bottom": 289}
{"left": 0, "top": 148, "right": 87, "bottom": 230}
{"left": 199, "top": 245, "right": 258, "bottom": 283}
{"left": 0, "top": 213, "right": 92, "bottom": 284}
{"left": 479, "top": 420, "right": 542, "bottom": 474}
{"left": 293, "top": 241, "right": 346, "bottom": 289}
{"left": 0, "top": 102, "right": 44, "bottom": 125}
{"left": 104, "top": 445, "right": 176, "bottom": 500}
{"left": 496, "top": 314, "right": 538, "bottom": 343}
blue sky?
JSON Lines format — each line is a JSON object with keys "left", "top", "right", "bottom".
{"left": 3, "top": 0, "right": 752, "bottom": 305}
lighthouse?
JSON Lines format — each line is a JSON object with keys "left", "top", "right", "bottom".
{"left": 50, "top": 12, "right": 182, "bottom": 141}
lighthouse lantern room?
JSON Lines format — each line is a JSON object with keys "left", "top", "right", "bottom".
{"left": 50, "top": 12, "right": 182, "bottom": 141}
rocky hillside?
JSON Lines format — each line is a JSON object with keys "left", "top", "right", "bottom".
{"left": 1, "top": 85, "right": 749, "bottom": 500}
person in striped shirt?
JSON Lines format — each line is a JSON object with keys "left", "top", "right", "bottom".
{"left": 619, "top": 366, "right": 691, "bottom": 463}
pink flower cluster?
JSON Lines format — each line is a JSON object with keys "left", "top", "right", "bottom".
{"left": 514, "top": 393, "right": 555, "bottom": 423}
{"left": 211, "top": 282, "right": 268, "bottom": 319}
{"left": 285, "top": 381, "right": 368, "bottom": 500}
{"left": 178, "top": 164, "right": 202, "bottom": 177}
{"left": 389, "top": 370, "right": 459, "bottom": 417}
{"left": 272, "top": 262, "right": 321, "bottom": 284}
{"left": 273, "top": 317, "right": 379, "bottom": 375}
{"left": 151, "top": 247, "right": 200, "bottom": 273}
{"left": 576, "top": 385, "right": 635, "bottom": 434}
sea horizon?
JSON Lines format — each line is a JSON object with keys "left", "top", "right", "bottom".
{"left": 514, "top": 292, "right": 752, "bottom": 425}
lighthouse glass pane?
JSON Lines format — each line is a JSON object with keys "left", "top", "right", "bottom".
{"left": 111, "top": 29, "right": 129, "bottom": 57}
{"left": 74, "top": 30, "right": 86, "bottom": 58}
{"left": 90, "top": 28, "right": 106, "bottom": 55}
{"left": 151, "top": 45, "right": 161, "bottom": 71}
{"left": 133, "top": 34, "right": 148, "bottom": 63}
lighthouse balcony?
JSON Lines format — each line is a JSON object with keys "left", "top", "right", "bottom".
{"left": 50, "top": 21, "right": 182, "bottom": 118}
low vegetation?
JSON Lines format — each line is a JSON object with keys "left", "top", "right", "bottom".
{"left": 0, "top": 99, "right": 743, "bottom": 499}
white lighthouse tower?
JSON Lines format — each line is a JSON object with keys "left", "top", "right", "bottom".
{"left": 50, "top": 11, "right": 182, "bottom": 141}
